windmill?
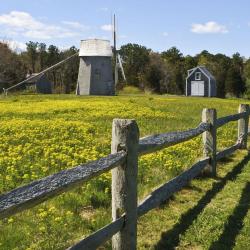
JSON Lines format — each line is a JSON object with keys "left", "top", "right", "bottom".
{"left": 3, "top": 15, "right": 126, "bottom": 96}
{"left": 75, "top": 14, "right": 126, "bottom": 96}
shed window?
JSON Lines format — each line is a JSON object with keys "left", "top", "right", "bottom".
{"left": 195, "top": 72, "right": 201, "bottom": 80}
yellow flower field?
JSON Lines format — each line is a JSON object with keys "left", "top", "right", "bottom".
{"left": 0, "top": 95, "right": 247, "bottom": 249}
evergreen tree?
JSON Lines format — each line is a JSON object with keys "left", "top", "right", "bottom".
{"left": 161, "top": 47, "right": 184, "bottom": 94}
{"left": 38, "top": 43, "right": 47, "bottom": 71}
{"left": 119, "top": 43, "right": 150, "bottom": 87}
{"left": 26, "top": 41, "right": 39, "bottom": 73}
{"left": 225, "top": 66, "right": 245, "bottom": 97}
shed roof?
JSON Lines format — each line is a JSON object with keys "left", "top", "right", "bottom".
{"left": 79, "top": 39, "right": 113, "bottom": 57}
{"left": 187, "top": 66, "right": 216, "bottom": 81}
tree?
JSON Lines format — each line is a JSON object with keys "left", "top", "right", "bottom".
{"left": 47, "top": 45, "right": 60, "bottom": 66}
{"left": 183, "top": 55, "right": 197, "bottom": 73}
{"left": 26, "top": 41, "right": 39, "bottom": 72}
{"left": 38, "top": 43, "right": 47, "bottom": 71}
{"left": 60, "top": 46, "right": 79, "bottom": 93}
{"left": 46, "top": 45, "right": 60, "bottom": 87}
{"left": 225, "top": 53, "right": 246, "bottom": 97}
{"left": 144, "top": 52, "right": 170, "bottom": 93}
{"left": 161, "top": 47, "right": 183, "bottom": 64}
{"left": 243, "top": 59, "right": 250, "bottom": 96}
{"left": 212, "top": 54, "right": 231, "bottom": 97}
{"left": 119, "top": 43, "right": 150, "bottom": 87}
{"left": 225, "top": 65, "right": 245, "bottom": 97}
{"left": 161, "top": 47, "right": 184, "bottom": 94}
{"left": 0, "top": 42, "right": 26, "bottom": 89}
{"left": 232, "top": 52, "right": 244, "bottom": 74}
{"left": 244, "top": 59, "right": 250, "bottom": 81}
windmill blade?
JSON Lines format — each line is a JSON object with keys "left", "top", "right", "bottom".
{"left": 117, "top": 53, "right": 127, "bottom": 82}
{"left": 113, "top": 14, "right": 119, "bottom": 86}
{"left": 115, "top": 57, "right": 119, "bottom": 86}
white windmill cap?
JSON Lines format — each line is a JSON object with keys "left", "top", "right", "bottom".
{"left": 79, "top": 39, "right": 113, "bottom": 57}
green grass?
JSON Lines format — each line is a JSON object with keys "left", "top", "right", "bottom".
{"left": 0, "top": 94, "right": 250, "bottom": 249}
{"left": 138, "top": 150, "right": 250, "bottom": 250}
{"left": 117, "top": 85, "right": 145, "bottom": 95}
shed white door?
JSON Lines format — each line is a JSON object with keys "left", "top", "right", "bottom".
{"left": 191, "top": 81, "right": 204, "bottom": 96}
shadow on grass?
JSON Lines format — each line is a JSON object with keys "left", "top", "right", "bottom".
{"left": 155, "top": 153, "right": 250, "bottom": 250}
{"left": 209, "top": 181, "right": 250, "bottom": 250}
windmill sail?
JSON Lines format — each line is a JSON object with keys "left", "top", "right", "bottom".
{"left": 113, "top": 14, "right": 126, "bottom": 85}
{"left": 113, "top": 14, "right": 118, "bottom": 86}
{"left": 117, "top": 54, "right": 126, "bottom": 82}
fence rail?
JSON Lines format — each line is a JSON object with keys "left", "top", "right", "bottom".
{"left": 0, "top": 151, "right": 126, "bottom": 219}
{"left": 0, "top": 104, "right": 249, "bottom": 250}
{"left": 216, "top": 111, "right": 247, "bottom": 128}
{"left": 138, "top": 122, "right": 210, "bottom": 155}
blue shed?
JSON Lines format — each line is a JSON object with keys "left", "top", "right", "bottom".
{"left": 25, "top": 73, "right": 52, "bottom": 94}
{"left": 186, "top": 66, "right": 216, "bottom": 97}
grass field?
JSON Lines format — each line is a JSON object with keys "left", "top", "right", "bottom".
{"left": 0, "top": 94, "right": 250, "bottom": 249}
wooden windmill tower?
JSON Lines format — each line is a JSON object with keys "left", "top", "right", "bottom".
{"left": 76, "top": 14, "right": 126, "bottom": 96}
{"left": 76, "top": 39, "right": 115, "bottom": 95}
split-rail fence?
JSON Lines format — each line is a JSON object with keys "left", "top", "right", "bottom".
{"left": 0, "top": 104, "right": 249, "bottom": 249}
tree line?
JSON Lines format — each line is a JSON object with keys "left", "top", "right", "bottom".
{"left": 0, "top": 41, "right": 79, "bottom": 93}
{"left": 1, "top": 41, "right": 250, "bottom": 97}
{"left": 119, "top": 44, "right": 250, "bottom": 98}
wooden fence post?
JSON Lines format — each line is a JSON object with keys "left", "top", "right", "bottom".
{"left": 238, "top": 104, "right": 249, "bottom": 149}
{"left": 111, "top": 119, "right": 139, "bottom": 250}
{"left": 202, "top": 108, "right": 217, "bottom": 176}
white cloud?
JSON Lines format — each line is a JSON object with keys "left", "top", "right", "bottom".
{"left": 0, "top": 11, "right": 85, "bottom": 39}
{"left": 101, "top": 24, "right": 113, "bottom": 31}
{"left": 191, "top": 21, "right": 228, "bottom": 34}
{"left": 8, "top": 40, "right": 26, "bottom": 51}
{"left": 0, "top": 39, "right": 26, "bottom": 52}
{"left": 162, "top": 32, "right": 168, "bottom": 37}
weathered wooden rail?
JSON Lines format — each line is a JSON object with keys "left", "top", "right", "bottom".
{"left": 0, "top": 104, "right": 249, "bottom": 250}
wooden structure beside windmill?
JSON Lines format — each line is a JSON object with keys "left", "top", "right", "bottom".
{"left": 25, "top": 73, "right": 52, "bottom": 94}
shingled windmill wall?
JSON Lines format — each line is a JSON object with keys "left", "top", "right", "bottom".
{"left": 76, "top": 39, "right": 115, "bottom": 95}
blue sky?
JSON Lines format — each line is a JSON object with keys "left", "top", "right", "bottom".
{"left": 0, "top": 0, "right": 250, "bottom": 57}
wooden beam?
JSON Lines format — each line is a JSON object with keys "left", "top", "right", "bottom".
{"left": 5, "top": 52, "right": 78, "bottom": 92}
{"left": 138, "top": 122, "right": 210, "bottom": 156}
{"left": 137, "top": 157, "right": 209, "bottom": 217}
{"left": 238, "top": 104, "right": 249, "bottom": 149}
{"left": 0, "top": 151, "right": 126, "bottom": 219}
{"left": 69, "top": 157, "right": 210, "bottom": 249}
{"left": 216, "top": 142, "right": 241, "bottom": 161}
{"left": 67, "top": 216, "right": 125, "bottom": 250}
{"left": 111, "top": 119, "right": 139, "bottom": 250}
{"left": 202, "top": 109, "right": 217, "bottom": 176}
{"left": 216, "top": 112, "right": 247, "bottom": 128}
